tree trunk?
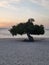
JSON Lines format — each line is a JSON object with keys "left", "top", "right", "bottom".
{"left": 27, "top": 33, "right": 34, "bottom": 41}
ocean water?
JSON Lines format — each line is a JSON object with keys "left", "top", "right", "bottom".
{"left": 0, "top": 28, "right": 49, "bottom": 38}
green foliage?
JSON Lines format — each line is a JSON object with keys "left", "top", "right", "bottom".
{"left": 33, "top": 25, "right": 45, "bottom": 35}
{"left": 9, "top": 25, "right": 17, "bottom": 36}
{"left": 28, "top": 18, "right": 35, "bottom": 23}
{"left": 9, "top": 18, "right": 45, "bottom": 36}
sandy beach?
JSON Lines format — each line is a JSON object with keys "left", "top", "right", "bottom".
{"left": 0, "top": 38, "right": 49, "bottom": 65}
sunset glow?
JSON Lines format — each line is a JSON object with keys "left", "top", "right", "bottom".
{"left": 0, "top": 0, "right": 49, "bottom": 28}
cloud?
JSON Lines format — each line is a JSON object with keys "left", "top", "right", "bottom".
{"left": 30, "top": 0, "right": 49, "bottom": 9}
{"left": 0, "top": 0, "right": 49, "bottom": 9}
{"left": 0, "top": 1, "right": 8, "bottom": 7}
{"left": 0, "top": 0, "right": 21, "bottom": 8}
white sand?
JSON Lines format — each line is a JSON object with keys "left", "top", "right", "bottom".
{"left": 0, "top": 38, "right": 49, "bottom": 65}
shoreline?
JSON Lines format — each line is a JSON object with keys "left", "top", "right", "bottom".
{"left": 0, "top": 37, "right": 49, "bottom": 42}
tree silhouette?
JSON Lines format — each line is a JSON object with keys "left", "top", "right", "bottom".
{"left": 9, "top": 18, "right": 45, "bottom": 41}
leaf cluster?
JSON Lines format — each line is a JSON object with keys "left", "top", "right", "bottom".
{"left": 9, "top": 18, "right": 45, "bottom": 36}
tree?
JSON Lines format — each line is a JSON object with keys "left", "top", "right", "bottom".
{"left": 9, "top": 18, "right": 45, "bottom": 41}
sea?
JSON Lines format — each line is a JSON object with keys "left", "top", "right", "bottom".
{"left": 0, "top": 28, "right": 49, "bottom": 38}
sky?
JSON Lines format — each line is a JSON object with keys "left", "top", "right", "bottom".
{"left": 0, "top": 0, "right": 49, "bottom": 28}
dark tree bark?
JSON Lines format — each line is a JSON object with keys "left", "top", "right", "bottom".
{"left": 27, "top": 33, "right": 34, "bottom": 41}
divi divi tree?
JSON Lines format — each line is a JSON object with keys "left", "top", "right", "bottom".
{"left": 9, "top": 18, "right": 45, "bottom": 41}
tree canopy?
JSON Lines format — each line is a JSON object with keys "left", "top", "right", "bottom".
{"left": 9, "top": 18, "right": 45, "bottom": 41}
